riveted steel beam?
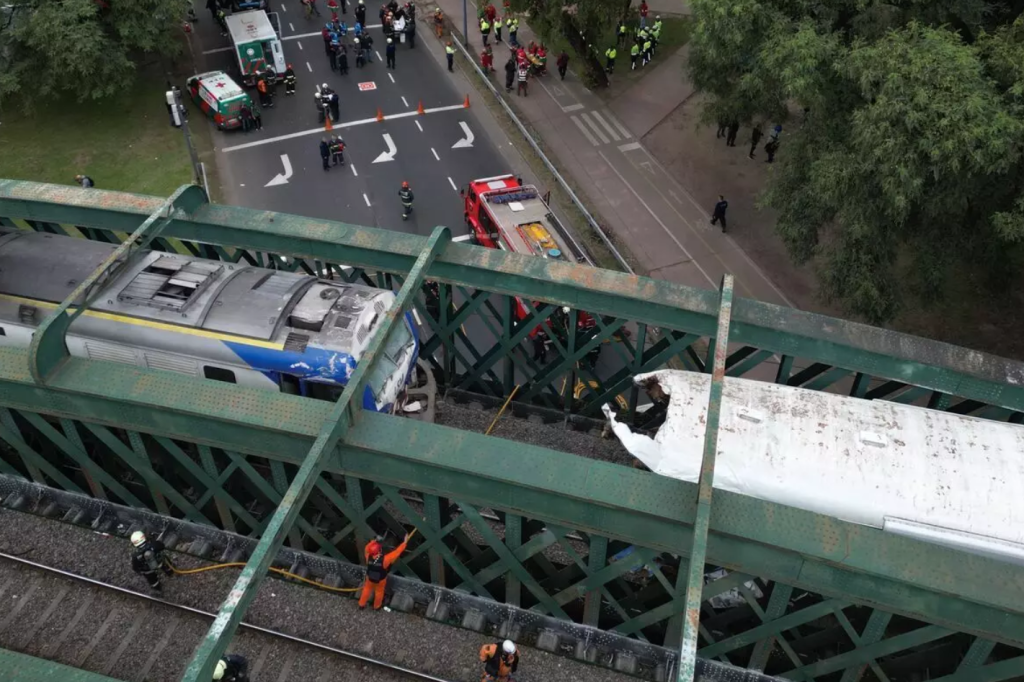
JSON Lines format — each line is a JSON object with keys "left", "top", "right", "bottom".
{"left": 678, "top": 275, "right": 734, "bottom": 682}
{"left": 180, "top": 226, "right": 451, "bottom": 682}
{"left": 25, "top": 184, "right": 206, "bottom": 383}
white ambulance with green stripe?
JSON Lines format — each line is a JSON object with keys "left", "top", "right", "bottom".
{"left": 225, "top": 10, "right": 286, "bottom": 87}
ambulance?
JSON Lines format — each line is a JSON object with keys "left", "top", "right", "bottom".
{"left": 225, "top": 10, "right": 286, "bottom": 86}
{"left": 185, "top": 71, "right": 252, "bottom": 131}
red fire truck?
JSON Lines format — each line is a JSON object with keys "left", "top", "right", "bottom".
{"left": 461, "top": 174, "right": 598, "bottom": 346}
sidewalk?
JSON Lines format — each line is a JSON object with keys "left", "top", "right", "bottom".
{"left": 425, "top": 0, "right": 793, "bottom": 306}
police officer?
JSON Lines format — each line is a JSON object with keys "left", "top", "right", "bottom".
{"left": 617, "top": 20, "right": 628, "bottom": 46}
{"left": 630, "top": 40, "right": 640, "bottom": 70}
{"left": 605, "top": 45, "right": 616, "bottom": 73}
{"left": 355, "top": 0, "right": 366, "bottom": 25}
{"left": 399, "top": 181, "right": 414, "bottom": 220}
{"left": 330, "top": 136, "right": 346, "bottom": 165}
{"left": 320, "top": 137, "right": 332, "bottom": 171}
{"left": 642, "top": 34, "right": 652, "bottom": 65}
{"left": 213, "top": 654, "right": 250, "bottom": 682}
{"left": 479, "top": 640, "right": 520, "bottom": 682}
{"left": 129, "top": 531, "right": 172, "bottom": 591}
{"left": 363, "top": 32, "right": 374, "bottom": 62}
{"left": 446, "top": 41, "right": 455, "bottom": 71}
{"left": 479, "top": 16, "right": 490, "bottom": 46}
{"left": 386, "top": 36, "right": 396, "bottom": 68}
{"left": 283, "top": 64, "right": 297, "bottom": 94}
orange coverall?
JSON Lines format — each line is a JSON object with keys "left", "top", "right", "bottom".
{"left": 479, "top": 644, "right": 519, "bottom": 682}
{"left": 359, "top": 536, "right": 409, "bottom": 609}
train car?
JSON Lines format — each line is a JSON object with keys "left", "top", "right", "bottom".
{"left": 604, "top": 369, "right": 1024, "bottom": 566}
{"left": 0, "top": 229, "right": 419, "bottom": 412}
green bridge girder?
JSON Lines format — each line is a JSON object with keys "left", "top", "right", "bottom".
{"left": 0, "top": 180, "right": 1023, "bottom": 682}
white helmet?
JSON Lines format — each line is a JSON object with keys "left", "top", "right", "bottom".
{"left": 130, "top": 531, "right": 146, "bottom": 547}
{"left": 387, "top": 37, "right": 393, "bottom": 43}
{"left": 213, "top": 659, "right": 227, "bottom": 680}
{"left": 502, "top": 640, "right": 516, "bottom": 655}
{"left": 322, "top": 82, "right": 329, "bottom": 90}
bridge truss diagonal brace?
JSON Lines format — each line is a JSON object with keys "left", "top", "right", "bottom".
{"left": 180, "top": 225, "right": 451, "bottom": 682}
{"left": 27, "top": 184, "right": 208, "bottom": 384}
{"left": 677, "top": 275, "right": 734, "bottom": 682}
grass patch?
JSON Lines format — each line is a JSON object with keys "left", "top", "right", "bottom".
{"left": 0, "top": 75, "right": 194, "bottom": 195}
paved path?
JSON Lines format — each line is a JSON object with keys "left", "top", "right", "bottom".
{"left": 427, "top": 0, "right": 793, "bottom": 306}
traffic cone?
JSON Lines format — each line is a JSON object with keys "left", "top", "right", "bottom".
{"left": 463, "top": 94, "right": 470, "bottom": 108}
{"left": 376, "top": 107, "right": 385, "bottom": 122}
{"left": 325, "top": 116, "right": 333, "bottom": 132}
{"left": 417, "top": 100, "right": 425, "bottom": 115}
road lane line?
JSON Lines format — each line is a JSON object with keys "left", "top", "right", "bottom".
{"left": 351, "top": 163, "right": 358, "bottom": 177}
{"left": 376, "top": 51, "right": 382, "bottom": 61}
{"left": 431, "top": 148, "right": 439, "bottom": 161}
{"left": 388, "top": 73, "right": 395, "bottom": 83}
{"left": 580, "top": 112, "right": 610, "bottom": 145}
{"left": 561, "top": 103, "right": 584, "bottom": 113}
{"left": 202, "top": 47, "right": 233, "bottom": 55}
{"left": 618, "top": 142, "right": 641, "bottom": 152}
{"left": 364, "top": 193, "right": 371, "bottom": 207}
{"left": 414, "top": 120, "right": 423, "bottom": 132}
{"left": 221, "top": 102, "right": 468, "bottom": 152}
{"left": 402, "top": 96, "right": 409, "bottom": 107}
{"left": 289, "top": 22, "right": 294, "bottom": 31}
{"left": 571, "top": 115, "right": 599, "bottom": 147}
{"left": 297, "top": 41, "right": 303, "bottom": 50}
{"left": 607, "top": 112, "right": 632, "bottom": 139}
{"left": 281, "top": 3, "right": 286, "bottom": 11}
{"left": 306, "top": 62, "right": 312, "bottom": 72}
{"left": 591, "top": 111, "right": 621, "bottom": 142}
{"left": 448, "top": 177, "right": 457, "bottom": 191}
{"left": 597, "top": 148, "right": 717, "bottom": 288}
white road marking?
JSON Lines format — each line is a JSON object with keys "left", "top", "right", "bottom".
{"left": 412, "top": 309, "right": 422, "bottom": 326}
{"left": 414, "top": 120, "right": 423, "bottom": 132}
{"left": 265, "top": 154, "right": 293, "bottom": 187}
{"left": 351, "top": 163, "right": 358, "bottom": 177}
{"left": 220, "top": 103, "right": 468, "bottom": 152}
{"left": 364, "top": 193, "right": 372, "bottom": 207}
{"left": 297, "top": 41, "right": 303, "bottom": 50}
{"left": 452, "top": 234, "right": 474, "bottom": 242}
{"left": 597, "top": 149, "right": 716, "bottom": 288}
{"left": 289, "top": 22, "right": 294, "bottom": 31}
{"left": 431, "top": 148, "right": 440, "bottom": 161}
{"left": 451, "top": 121, "right": 474, "bottom": 149}
{"left": 580, "top": 112, "right": 610, "bottom": 145}
{"left": 561, "top": 103, "right": 584, "bottom": 113}
{"left": 306, "top": 62, "right": 312, "bottom": 72}
{"left": 571, "top": 115, "right": 599, "bottom": 147}
{"left": 402, "top": 96, "right": 409, "bottom": 107}
{"left": 372, "top": 133, "right": 397, "bottom": 163}
{"left": 388, "top": 72, "right": 395, "bottom": 83}
{"left": 282, "top": 25, "right": 381, "bottom": 42}
{"left": 376, "top": 51, "right": 383, "bottom": 61}
{"left": 590, "top": 111, "right": 621, "bottom": 142}
{"left": 281, "top": 3, "right": 286, "bottom": 11}
{"left": 618, "top": 142, "right": 641, "bottom": 152}
{"left": 448, "top": 177, "right": 458, "bottom": 191}
{"left": 607, "top": 112, "right": 633, "bottom": 139}
{"left": 202, "top": 46, "right": 233, "bottom": 55}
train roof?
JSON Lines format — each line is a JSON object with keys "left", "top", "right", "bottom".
{"left": 606, "top": 369, "right": 1024, "bottom": 564}
{"left": 469, "top": 176, "right": 574, "bottom": 263}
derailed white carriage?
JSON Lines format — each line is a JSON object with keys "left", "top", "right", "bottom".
{"left": 604, "top": 370, "right": 1024, "bottom": 565}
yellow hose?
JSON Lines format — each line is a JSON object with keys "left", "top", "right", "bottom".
{"left": 486, "top": 385, "right": 519, "bottom": 435}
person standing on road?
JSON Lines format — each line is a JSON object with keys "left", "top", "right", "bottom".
{"left": 206, "top": 0, "right": 219, "bottom": 21}
{"left": 399, "top": 181, "right": 415, "bottom": 220}
{"left": 386, "top": 37, "right": 396, "bottom": 68}
{"left": 338, "top": 43, "right": 349, "bottom": 74}
{"left": 256, "top": 76, "right": 269, "bottom": 107}
{"left": 480, "top": 641, "right": 520, "bottom": 682}
{"left": 726, "top": 120, "right": 739, "bottom": 147}
{"left": 330, "top": 136, "right": 346, "bottom": 165}
{"left": 251, "top": 104, "right": 263, "bottom": 130}
{"left": 239, "top": 102, "right": 253, "bottom": 132}
{"left": 329, "top": 39, "right": 339, "bottom": 70}
{"left": 516, "top": 61, "right": 529, "bottom": 96}
{"left": 494, "top": 13, "right": 502, "bottom": 42}
{"left": 284, "top": 64, "right": 297, "bottom": 94}
{"left": 74, "top": 174, "right": 94, "bottom": 188}
{"left": 504, "top": 55, "right": 516, "bottom": 91}
{"left": 480, "top": 16, "right": 491, "bottom": 46}
{"left": 481, "top": 45, "right": 495, "bottom": 73}
{"left": 355, "top": 0, "right": 367, "bottom": 25}
{"left": 359, "top": 532, "right": 412, "bottom": 609}
{"left": 506, "top": 16, "right": 517, "bottom": 47}
{"left": 748, "top": 124, "right": 762, "bottom": 158}
{"left": 605, "top": 45, "right": 616, "bottom": 73}
{"left": 630, "top": 40, "right": 639, "bottom": 69}
{"left": 642, "top": 35, "right": 652, "bottom": 65}
{"left": 556, "top": 50, "right": 569, "bottom": 80}
{"left": 617, "top": 20, "right": 628, "bottom": 46}
{"left": 363, "top": 32, "right": 374, "bottom": 62}
{"left": 638, "top": 0, "right": 649, "bottom": 28}
{"left": 710, "top": 195, "right": 728, "bottom": 232}
{"left": 320, "top": 138, "right": 332, "bottom": 171}
{"left": 446, "top": 41, "right": 455, "bottom": 71}
{"left": 765, "top": 137, "right": 779, "bottom": 163}
{"left": 129, "top": 531, "right": 173, "bottom": 591}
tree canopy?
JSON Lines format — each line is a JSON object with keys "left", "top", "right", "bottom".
{"left": 0, "top": 0, "right": 191, "bottom": 109}
{"left": 688, "top": 0, "right": 1024, "bottom": 323}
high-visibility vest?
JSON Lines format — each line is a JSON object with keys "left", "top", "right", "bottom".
{"left": 618, "top": 24, "right": 626, "bottom": 35}
{"left": 630, "top": 43, "right": 639, "bottom": 56}
{"left": 446, "top": 44, "right": 455, "bottom": 54}
{"left": 480, "top": 19, "right": 490, "bottom": 31}
{"left": 643, "top": 40, "right": 651, "bottom": 52}
{"left": 605, "top": 48, "right": 616, "bottom": 59}
{"left": 654, "top": 19, "right": 663, "bottom": 32}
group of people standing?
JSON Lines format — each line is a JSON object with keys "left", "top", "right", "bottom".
{"left": 718, "top": 121, "right": 783, "bottom": 163}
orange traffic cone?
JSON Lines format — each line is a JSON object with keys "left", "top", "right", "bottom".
{"left": 463, "top": 94, "right": 470, "bottom": 108}
{"left": 417, "top": 100, "right": 425, "bottom": 115}
{"left": 376, "top": 107, "right": 385, "bottom": 122}
{"left": 325, "top": 116, "right": 333, "bottom": 132}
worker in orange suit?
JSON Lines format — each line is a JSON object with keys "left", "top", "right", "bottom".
{"left": 480, "top": 640, "right": 519, "bottom": 682}
{"left": 359, "top": 532, "right": 411, "bottom": 610}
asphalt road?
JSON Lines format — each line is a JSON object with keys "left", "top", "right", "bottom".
{"left": 191, "top": 1, "right": 509, "bottom": 237}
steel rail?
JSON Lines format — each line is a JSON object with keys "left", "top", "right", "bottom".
{"left": 0, "top": 550, "right": 452, "bottom": 682}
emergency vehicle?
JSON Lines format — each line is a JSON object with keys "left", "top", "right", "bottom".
{"left": 462, "top": 174, "right": 597, "bottom": 338}
{"left": 185, "top": 71, "right": 252, "bottom": 130}
{"left": 226, "top": 10, "right": 285, "bottom": 86}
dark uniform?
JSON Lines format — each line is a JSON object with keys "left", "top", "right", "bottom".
{"left": 214, "top": 654, "right": 250, "bottom": 682}
{"left": 320, "top": 138, "right": 332, "bottom": 171}
{"left": 399, "top": 185, "right": 414, "bottom": 219}
{"left": 284, "top": 66, "right": 297, "bottom": 95}
{"left": 330, "top": 137, "right": 346, "bottom": 165}
{"left": 479, "top": 642, "right": 520, "bottom": 682}
{"left": 130, "top": 536, "right": 172, "bottom": 590}
{"left": 710, "top": 196, "right": 728, "bottom": 232}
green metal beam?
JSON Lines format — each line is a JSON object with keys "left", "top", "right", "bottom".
{"left": 5, "top": 181, "right": 1024, "bottom": 417}
{"left": 679, "top": 275, "right": 734, "bottom": 682}
{"left": 179, "top": 226, "right": 450, "bottom": 682}
{"left": 0, "top": 353, "right": 1022, "bottom": 645}
{"left": 25, "top": 184, "right": 206, "bottom": 383}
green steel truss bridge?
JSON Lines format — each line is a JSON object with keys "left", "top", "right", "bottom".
{"left": 0, "top": 180, "right": 1022, "bottom": 682}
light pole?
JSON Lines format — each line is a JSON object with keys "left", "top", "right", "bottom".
{"left": 167, "top": 86, "right": 204, "bottom": 191}
{"left": 462, "top": 0, "right": 468, "bottom": 45}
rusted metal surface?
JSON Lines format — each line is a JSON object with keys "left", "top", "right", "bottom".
{"left": 677, "top": 275, "right": 734, "bottom": 682}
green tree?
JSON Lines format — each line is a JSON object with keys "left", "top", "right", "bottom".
{"left": 0, "top": 0, "right": 190, "bottom": 109}
{"left": 688, "top": 0, "right": 1024, "bottom": 323}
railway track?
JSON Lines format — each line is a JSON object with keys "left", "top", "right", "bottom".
{"left": 0, "top": 551, "right": 448, "bottom": 682}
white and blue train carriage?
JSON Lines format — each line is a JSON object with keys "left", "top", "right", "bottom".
{"left": 0, "top": 229, "right": 419, "bottom": 412}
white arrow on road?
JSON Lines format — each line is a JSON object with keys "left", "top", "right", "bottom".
{"left": 452, "top": 122, "right": 474, "bottom": 149}
{"left": 264, "top": 154, "right": 293, "bottom": 187}
{"left": 373, "top": 133, "right": 397, "bottom": 163}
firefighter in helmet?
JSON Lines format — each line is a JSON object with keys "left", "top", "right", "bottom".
{"left": 129, "top": 531, "right": 173, "bottom": 591}
{"left": 399, "top": 180, "right": 414, "bottom": 220}
{"left": 480, "top": 640, "right": 520, "bottom": 682}
{"left": 359, "top": 532, "right": 411, "bottom": 609}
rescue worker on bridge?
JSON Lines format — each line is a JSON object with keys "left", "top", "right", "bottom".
{"left": 480, "top": 640, "right": 520, "bottom": 682}
{"left": 213, "top": 653, "right": 250, "bottom": 682}
{"left": 359, "top": 532, "right": 411, "bottom": 609}
{"left": 129, "top": 531, "right": 173, "bottom": 591}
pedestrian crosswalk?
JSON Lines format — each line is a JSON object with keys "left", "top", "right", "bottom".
{"left": 570, "top": 110, "right": 633, "bottom": 147}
